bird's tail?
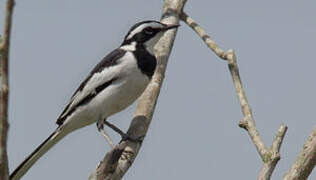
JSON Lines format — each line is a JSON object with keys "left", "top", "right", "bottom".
{"left": 10, "top": 128, "right": 67, "bottom": 180}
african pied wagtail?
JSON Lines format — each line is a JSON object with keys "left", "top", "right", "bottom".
{"left": 10, "top": 20, "right": 179, "bottom": 180}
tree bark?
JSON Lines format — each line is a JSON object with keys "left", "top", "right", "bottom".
{"left": 0, "top": 0, "right": 15, "bottom": 180}
{"left": 89, "top": 0, "right": 187, "bottom": 179}
{"left": 180, "top": 11, "right": 288, "bottom": 180}
{"left": 283, "top": 127, "right": 316, "bottom": 180}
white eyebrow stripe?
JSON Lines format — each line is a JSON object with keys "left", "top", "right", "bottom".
{"left": 126, "top": 22, "right": 164, "bottom": 40}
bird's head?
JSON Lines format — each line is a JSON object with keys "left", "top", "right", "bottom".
{"left": 121, "top": 20, "right": 179, "bottom": 53}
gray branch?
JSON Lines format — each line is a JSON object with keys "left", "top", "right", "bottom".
{"left": 0, "top": 0, "right": 15, "bottom": 180}
{"left": 259, "top": 124, "right": 287, "bottom": 180}
{"left": 283, "top": 127, "right": 316, "bottom": 180}
{"left": 180, "top": 11, "right": 288, "bottom": 180}
{"left": 89, "top": 0, "right": 187, "bottom": 179}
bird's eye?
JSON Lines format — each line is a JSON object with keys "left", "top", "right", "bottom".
{"left": 144, "top": 27, "right": 154, "bottom": 35}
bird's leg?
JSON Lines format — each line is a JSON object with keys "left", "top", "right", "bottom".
{"left": 103, "top": 119, "right": 143, "bottom": 143}
{"left": 102, "top": 120, "right": 126, "bottom": 138}
{"left": 97, "top": 116, "right": 115, "bottom": 149}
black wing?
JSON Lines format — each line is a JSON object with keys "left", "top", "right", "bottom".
{"left": 56, "top": 48, "right": 126, "bottom": 125}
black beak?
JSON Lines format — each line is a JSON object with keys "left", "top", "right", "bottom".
{"left": 163, "top": 24, "right": 180, "bottom": 31}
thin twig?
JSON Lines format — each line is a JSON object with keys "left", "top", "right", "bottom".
{"left": 283, "top": 127, "right": 316, "bottom": 180}
{"left": 179, "top": 12, "right": 227, "bottom": 60}
{"left": 180, "top": 11, "right": 287, "bottom": 180}
{"left": 97, "top": 117, "right": 115, "bottom": 149}
{"left": 89, "top": 0, "right": 187, "bottom": 179}
{"left": 0, "top": 0, "right": 15, "bottom": 180}
{"left": 99, "top": 129, "right": 115, "bottom": 149}
{"left": 226, "top": 50, "right": 269, "bottom": 157}
{"left": 258, "top": 124, "right": 288, "bottom": 180}
{"left": 271, "top": 124, "right": 287, "bottom": 153}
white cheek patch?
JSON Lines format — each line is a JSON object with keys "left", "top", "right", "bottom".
{"left": 127, "top": 22, "right": 164, "bottom": 40}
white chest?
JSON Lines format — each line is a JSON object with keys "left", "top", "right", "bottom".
{"left": 63, "top": 52, "right": 151, "bottom": 131}
{"left": 90, "top": 52, "right": 150, "bottom": 118}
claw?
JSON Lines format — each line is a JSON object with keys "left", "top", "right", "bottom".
{"left": 121, "top": 134, "right": 144, "bottom": 143}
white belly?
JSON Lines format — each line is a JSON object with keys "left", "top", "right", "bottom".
{"left": 62, "top": 52, "right": 150, "bottom": 132}
{"left": 97, "top": 69, "right": 149, "bottom": 117}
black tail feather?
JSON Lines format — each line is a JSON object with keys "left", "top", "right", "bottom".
{"left": 10, "top": 130, "right": 57, "bottom": 180}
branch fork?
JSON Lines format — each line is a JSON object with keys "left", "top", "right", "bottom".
{"left": 180, "top": 10, "right": 288, "bottom": 180}
{"left": 2, "top": 1, "right": 315, "bottom": 180}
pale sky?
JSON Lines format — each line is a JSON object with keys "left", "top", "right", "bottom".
{"left": 1, "top": 0, "right": 315, "bottom": 179}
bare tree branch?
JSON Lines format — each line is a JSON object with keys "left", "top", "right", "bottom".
{"left": 0, "top": 0, "right": 15, "bottom": 179}
{"left": 283, "top": 127, "right": 316, "bottom": 180}
{"left": 180, "top": 11, "right": 288, "bottom": 180}
{"left": 179, "top": 12, "right": 227, "bottom": 60}
{"left": 259, "top": 124, "right": 287, "bottom": 180}
{"left": 89, "top": 0, "right": 187, "bottom": 179}
{"left": 0, "top": 37, "right": 2, "bottom": 77}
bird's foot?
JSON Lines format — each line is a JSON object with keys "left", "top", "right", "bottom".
{"left": 121, "top": 133, "right": 144, "bottom": 143}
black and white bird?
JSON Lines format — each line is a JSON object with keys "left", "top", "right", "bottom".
{"left": 10, "top": 20, "right": 179, "bottom": 180}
